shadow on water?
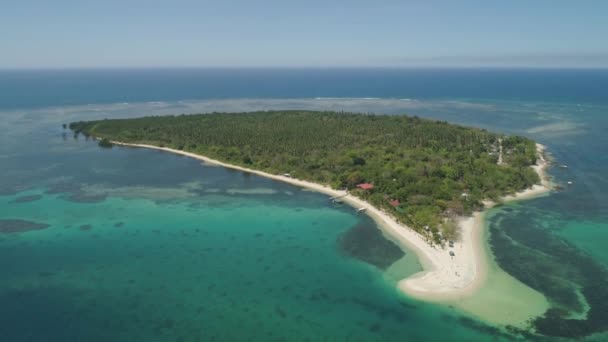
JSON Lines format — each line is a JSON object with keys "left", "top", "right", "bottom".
{"left": 489, "top": 205, "right": 608, "bottom": 338}
{"left": 337, "top": 222, "right": 405, "bottom": 270}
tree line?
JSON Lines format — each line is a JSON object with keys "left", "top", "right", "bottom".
{"left": 71, "top": 111, "right": 540, "bottom": 244}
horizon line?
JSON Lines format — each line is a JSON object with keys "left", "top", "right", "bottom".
{"left": 2, "top": 65, "right": 608, "bottom": 71}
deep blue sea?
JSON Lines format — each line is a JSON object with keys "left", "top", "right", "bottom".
{"left": 1, "top": 68, "right": 608, "bottom": 110}
{"left": 1, "top": 68, "right": 607, "bottom": 341}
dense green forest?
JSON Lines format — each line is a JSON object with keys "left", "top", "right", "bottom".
{"left": 70, "top": 111, "right": 540, "bottom": 243}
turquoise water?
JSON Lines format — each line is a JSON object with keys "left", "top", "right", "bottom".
{"left": 1, "top": 69, "right": 608, "bottom": 340}
{"left": 0, "top": 117, "right": 500, "bottom": 341}
{"left": 1, "top": 188, "right": 415, "bottom": 341}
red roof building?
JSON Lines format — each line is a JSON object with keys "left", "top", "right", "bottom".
{"left": 389, "top": 199, "right": 400, "bottom": 207}
{"left": 356, "top": 183, "right": 374, "bottom": 190}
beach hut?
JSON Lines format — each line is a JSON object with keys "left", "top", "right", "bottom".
{"left": 283, "top": 173, "right": 291, "bottom": 178}
{"left": 356, "top": 183, "right": 374, "bottom": 190}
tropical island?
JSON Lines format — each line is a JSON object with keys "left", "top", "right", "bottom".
{"left": 69, "top": 111, "right": 550, "bottom": 312}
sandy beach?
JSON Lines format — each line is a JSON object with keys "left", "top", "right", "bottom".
{"left": 110, "top": 140, "right": 551, "bottom": 303}
{"left": 400, "top": 143, "right": 551, "bottom": 301}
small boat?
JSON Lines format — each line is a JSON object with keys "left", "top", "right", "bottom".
{"left": 567, "top": 181, "right": 573, "bottom": 185}
{"left": 559, "top": 165, "right": 568, "bottom": 169}
{"left": 357, "top": 208, "right": 367, "bottom": 213}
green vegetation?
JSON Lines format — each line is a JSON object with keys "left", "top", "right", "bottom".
{"left": 70, "top": 111, "right": 540, "bottom": 243}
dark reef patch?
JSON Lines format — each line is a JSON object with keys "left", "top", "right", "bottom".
{"left": 337, "top": 222, "right": 405, "bottom": 270}
{"left": 0, "top": 219, "right": 50, "bottom": 234}
{"left": 0, "top": 186, "right": 19, "bottom": 196}
{"left": 79, "top": 224, "right": 93, "bottom": 231}
{"left": 45, "top": 182, "right": 106, "bottom": 203}
{"left": 451, "top": 316, "right": 527, "bottom": 340}
{"left": 350, "top": 297, "right": 409, "bottom": 322}
{"left": 11, "top": 194, "right": 43, "bottom": 203}
{"left": 66, "top": 193, "right": 107, "bottom": 204}
{"left": 489, "top": 205, "right": 608, "bottom": 338}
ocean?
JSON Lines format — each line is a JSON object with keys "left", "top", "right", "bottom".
{"left": 0, "top": 68, "right": 607, "bottom": 341}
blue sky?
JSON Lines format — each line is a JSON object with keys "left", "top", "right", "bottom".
{"left": 1, "top": 0, "right": 607, "bottom": 68}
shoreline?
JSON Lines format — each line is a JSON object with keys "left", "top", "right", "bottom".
{"left": 399, "top": 143, "right": 551, "bottom": 302}
{"left": 110, "top": 140, "right": 551, "bottom": 305}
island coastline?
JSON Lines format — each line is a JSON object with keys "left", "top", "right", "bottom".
{"left": 399, "top": 143, "right": 551, "bottom": 302}
{"left": 109, "top": 140, "right": 551, "bottom": 309}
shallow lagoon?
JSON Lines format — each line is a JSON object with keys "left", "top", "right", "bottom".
{"left": 0, "top": 140, "right": 505, "bottom": 341}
